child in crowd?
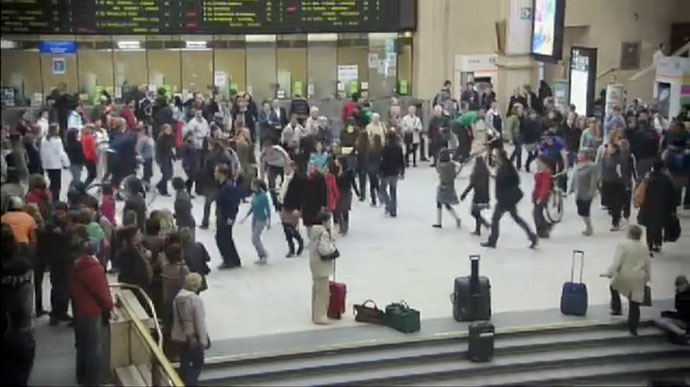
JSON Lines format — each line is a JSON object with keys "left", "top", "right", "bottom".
{"left": 532, "top": 157, "right": 554, "bottom": 239}
{"left": 460, "top": 155, "right": 491, "bottom": 235}
{"left": 309, "top": 141, "right": 330, "bottom": 173}
{"left": 432, "top": 149, "right": 462, "bottom": 229}
{"left": 241, "top": 179, "right": 271, "bottom": 265}
{"left": 172, "top": 177, "right": 195, "bottom": 238}
{"left": 570, "top": 151, "right": 599, "bottom": 236}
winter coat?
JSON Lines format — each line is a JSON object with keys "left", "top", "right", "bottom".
{"left": 171, "top": 289, "right": 208, "bottom": 347}
{"left": 637, "top": 172, "right": 675, "bottom": 229}
{"left": 282, "top": 173, "right": 304, "bottom": 211}
{"left": 216, "top": 180, "right": 241, "bottom": 225}
{"left": 40, "top": 136, "right": 70, "bottom": 170}
{"left": 26, "top": 188, "right": 52, "bottom": 219}
{"left": 71, "top": 254, "right": 113, "bottom": 318}
{"left": 156, "top": 133, "right": 176, "bottom": 162}
{"left": 183, "top": 242, "right": 211, "bottom": 292}
{"left": 461, "top": 162, "right": 490, "bottom": 204}
{"left": 178, "top": 142, "right": 199, "bottom": 178}
{"left": 366, "top": 148, "right": 383, "bottom": 174}
{"left": 380, "top": 144, "right": 405, "bottom": 177}
{"left": 605, "top": 241, "right": 651, "bottom": 304}
{"left": 308, "top": 224, "right": 336, "bottom": 279}
{"left": 0, "top": 252, "right": 33, "bottom": 334}
{"left": 116, "top": 245, "right": 152, "bottom": 290}
{"left": 174, "top": 190, "right": 195, "bottom": 229}
{"left": 65, "top": 131, "right": 85, "bottom": 166}
{"left": 123, "top": 193, "right": 146, "bottom": 231}
{"left": 161, "top": 261, "right": 190, "bottom": 323}
{"left": 81, "top": 133, "right": 97, "bottom": 163}
{"left": 25, "top": 144, "right": 42, "bottom": 175}
{"left": 495, "top": 163, "right": 523, "bottom": 206}
{"left": 436, "top": 161, "right": 459, "bottom": 205}
{"left": 521, "top": 117, "right": 542, "bottom": 145}
{"left": 335, "top": 170, "right": 355, "bottom": 212}
{"left": 301, "top": 174, "right": 327, "bottom": 227}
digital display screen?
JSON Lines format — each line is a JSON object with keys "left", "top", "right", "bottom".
{"left": 568, "top": 47, "right": 598, "bottom": 117}
{"left": 530, "top": 0, "right": 564, "bottom": 61}
{"left": 0, "top": 0, "right": 416, "bottom": 34}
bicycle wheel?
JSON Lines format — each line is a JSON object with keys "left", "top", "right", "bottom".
{"left": 544, "top": 189, "right": 564, "bottom": 224}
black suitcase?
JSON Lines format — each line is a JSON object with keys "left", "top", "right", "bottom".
{"left": 451, "top": 255, "right": 491, "bottom": 321}
{"left": 468, "top": 321, "right": 495, "bottom": 362}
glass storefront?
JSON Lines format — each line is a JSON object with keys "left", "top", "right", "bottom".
{"left": 1, "top": 33, "right": 413, "bottom": 106}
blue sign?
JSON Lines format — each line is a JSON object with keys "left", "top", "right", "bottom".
{"left": 39, "top": 41, "right": 77, "bottom": 54}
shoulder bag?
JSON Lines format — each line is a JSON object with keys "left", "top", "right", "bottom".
{"left": 318, "top": 229, "right": 340, "bottom": 261}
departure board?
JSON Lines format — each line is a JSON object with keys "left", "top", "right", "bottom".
{"left": 0, "top": 0, "right": 416, "bottom": 34}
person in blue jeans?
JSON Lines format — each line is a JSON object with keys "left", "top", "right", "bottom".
{"left": 214, "top": 164, "right": 242, "bottom": 270}
{"left": 241, "top": 179, "right": 271, "bottom": 265}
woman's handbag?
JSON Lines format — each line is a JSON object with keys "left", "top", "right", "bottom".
{"left": 353, "top": 300, "right": 385, "bottom": 324}
{"left": 318, "top": 229, "right": 340, "bottom": 260}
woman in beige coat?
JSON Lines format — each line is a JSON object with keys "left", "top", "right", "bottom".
{"left": 309, "top": 210, "right": 336, "bottom": 325}
{"left": 601, "top": 225, "right": 651, "bottom": 336}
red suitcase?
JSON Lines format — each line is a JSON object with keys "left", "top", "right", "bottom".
{"left": 328, "top": 281, "right": 347, "bottom": 319}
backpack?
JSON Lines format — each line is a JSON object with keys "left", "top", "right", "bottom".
{"left": 634, "top": 179, "right": 648, "bottom": 208}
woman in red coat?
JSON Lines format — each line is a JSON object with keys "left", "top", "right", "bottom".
{"left": 81, "top": 124, "right": 98, "bottom": 188}
{"left": 532, "top": 157, "right": 554, "bottom": 238}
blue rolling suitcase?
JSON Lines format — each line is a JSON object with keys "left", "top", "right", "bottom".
{"left": 560, "top": 250, "right": 588, "bottom": 316}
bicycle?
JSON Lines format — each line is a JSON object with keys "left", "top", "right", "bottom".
{"left": 544, "top": 170, "right": 567, "bottom": 224}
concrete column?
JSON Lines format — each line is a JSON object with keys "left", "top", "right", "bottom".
{"left": 495, "top": 0, "right": 536, "bottom": 111}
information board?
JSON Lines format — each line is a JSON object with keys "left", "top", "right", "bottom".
{"left": 1, "top": 0, "right": 416, "bottom": 34}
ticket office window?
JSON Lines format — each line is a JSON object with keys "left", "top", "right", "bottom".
{"left": 1, "top": 38, "right": 42, "bottom": 106}
{"left": 337, "top": 34, "right": 368, "bottom": 99}
{"left": 213, "top": 37, "right": 246, "bottom": 99}
{"left": 246, "top": 38, "right": 277, "bottom": 103}
{"left": 147, "top": 36, "right": 181, "bottom": 94}
{"left": 276, "top": 35, "right": 307, "bottom": 99}
{"left": 113, "top": 36, "right": 147, "bottom": 102}
{"left": 76, "top": 36, "right": 114, "bottom": 101}
{"left": 307, "top": 35, "right": 337, "bottom": 100}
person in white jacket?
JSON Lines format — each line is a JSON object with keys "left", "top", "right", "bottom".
{"left": 401, "top": 105, "right": 422, "bottom": 167}
{"left": 40, "top": 124, "right": 70, "bottom": 202}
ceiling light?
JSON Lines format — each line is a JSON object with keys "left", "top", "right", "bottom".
{"left": 185, "top": 41, "right": 207, "bottom": 48}
{"left": 1, "top": 39, "right": 18, "bottom": 49}
{"left": 308, "top": 33, "right": 338, "bottom": 42}
{"left": 246, "top": 35, "right": 277, "bottom": 43}
{"left": 117, "top": 41, "right": 141, "bottom": 49}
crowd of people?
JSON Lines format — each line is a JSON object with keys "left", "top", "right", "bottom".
{"left": 1, "top": 79, "right": 689, "bottom": 385}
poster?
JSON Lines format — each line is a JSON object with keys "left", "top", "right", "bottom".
{"left": 214, "top": 71, "right": 227, "bottom": 88}
{"left": 368, "top": 53, "right": 379, "bottom": 68}
{"left": 337, "top": 65, "right": 358, "bottom": 84}
{"left": 52, "top": 58, "right": 66, "bottom": 74}
{"left": 605, "top": 84, "right": 625, "bottom": 117}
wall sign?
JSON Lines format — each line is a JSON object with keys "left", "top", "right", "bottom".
{"left": 52, "top": 58, "right": 66, "bottom": 74}
{"left": 40, "top": 41, "right": 77, "bottom": 54}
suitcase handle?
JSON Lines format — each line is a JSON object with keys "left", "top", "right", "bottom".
{"left": 469, "top": 255, "right": 480, "bottom": 261}
{"left": 571, "top": 250, "right": 585, "bottom": 284}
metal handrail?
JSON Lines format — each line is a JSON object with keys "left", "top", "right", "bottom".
{"left": 109, "top": 282, "right": 163, "bottom": 348}
{"left": 116, "top": 287, "right": 184, "bottom": 387}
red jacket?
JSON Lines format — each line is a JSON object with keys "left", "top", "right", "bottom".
{"left": 82, "top": 133, "right": 98, "bottom": 162}
{"left": 325, "top": 174, "right": 340, "bottom": 212}
{"left": 121, "top": 106, "right": 138, "bottom": 131}
{"left": 342, "top": 101, "right": 359, "bottom": 124}
{"left": 533, "top": 171, "right": 553, "bottom": 203}
{"left": 26, "top": 188, "right": 52, "bottom": 219}
{"left": 71, "top": 254, "right": 113, "bottom": 318}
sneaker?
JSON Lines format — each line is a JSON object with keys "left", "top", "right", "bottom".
{"left": 609, "top": 309, "right": 622, "bottom": 316}
{"left": 254, "top": 258, "right": 267, "bottom": 265}
{"left": 582, "top": 229, "right": 593, "bottom": 236}
{"left": 432, "top": 224, "right": 442, "bottom": 229}
{"left": 471, "top": 230, "right": 481, "bottom": 236}
{"left": 218, "top": 263, "right": 240, "bottom": 270}
{"left": 36, "top": 309, "right": 48, "bottom": 318}
{"left": 529, "top": 235, "right": 538, "bottom": 249}
{"left": 199, "top": 224, "right": 209, "bottom": 230}
{"left": 359, "top": 197, "right": 365, "bottom": 202}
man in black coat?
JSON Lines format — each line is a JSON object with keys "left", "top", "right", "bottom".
{"left": 637, "top": 160, "right": 676, "bottom": 254}
{"left": 481, "top": 150, "right": 537, "bottom": 248}
{"left": 215, "top": 164, "right": 242, "bottom": 269}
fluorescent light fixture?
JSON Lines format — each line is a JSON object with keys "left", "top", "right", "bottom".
{"left": 117, "top": 40, "right": 141, "bottom": 49}
{"left": 1, "top": 39, "right": 18, "bottom": 49}
{"left": 307, "top": 33, "right": 338, "bottom": 42}
{"left": 185, "top": 40, "right": 207, "bottom": 48}
{"left": 369, "top": 32, "right": 397, "bottom": 40}
{"left": 245, "top": 35, "right": 277, "bottom": 43}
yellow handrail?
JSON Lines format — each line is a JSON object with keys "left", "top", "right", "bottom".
{"left": 117, "top": 289, "right": 185, "bottom": 387}
{"left": 109, "top": 282, "right": 163, "bottom": 348}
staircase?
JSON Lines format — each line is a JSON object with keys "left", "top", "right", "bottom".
{"left": 200, "top": 322, "right": 689, "bottom": 386}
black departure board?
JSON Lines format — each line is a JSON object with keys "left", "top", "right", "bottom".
{"left": 0, "top": 0, "right": 416, "bottom": 34}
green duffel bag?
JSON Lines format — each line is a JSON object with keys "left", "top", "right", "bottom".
{"left": 384, "top": 301, "right": 420, "bottom": 333}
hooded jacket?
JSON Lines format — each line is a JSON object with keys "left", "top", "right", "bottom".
{"left": 71, "top": 254, "right": 113, "bottom": 318}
